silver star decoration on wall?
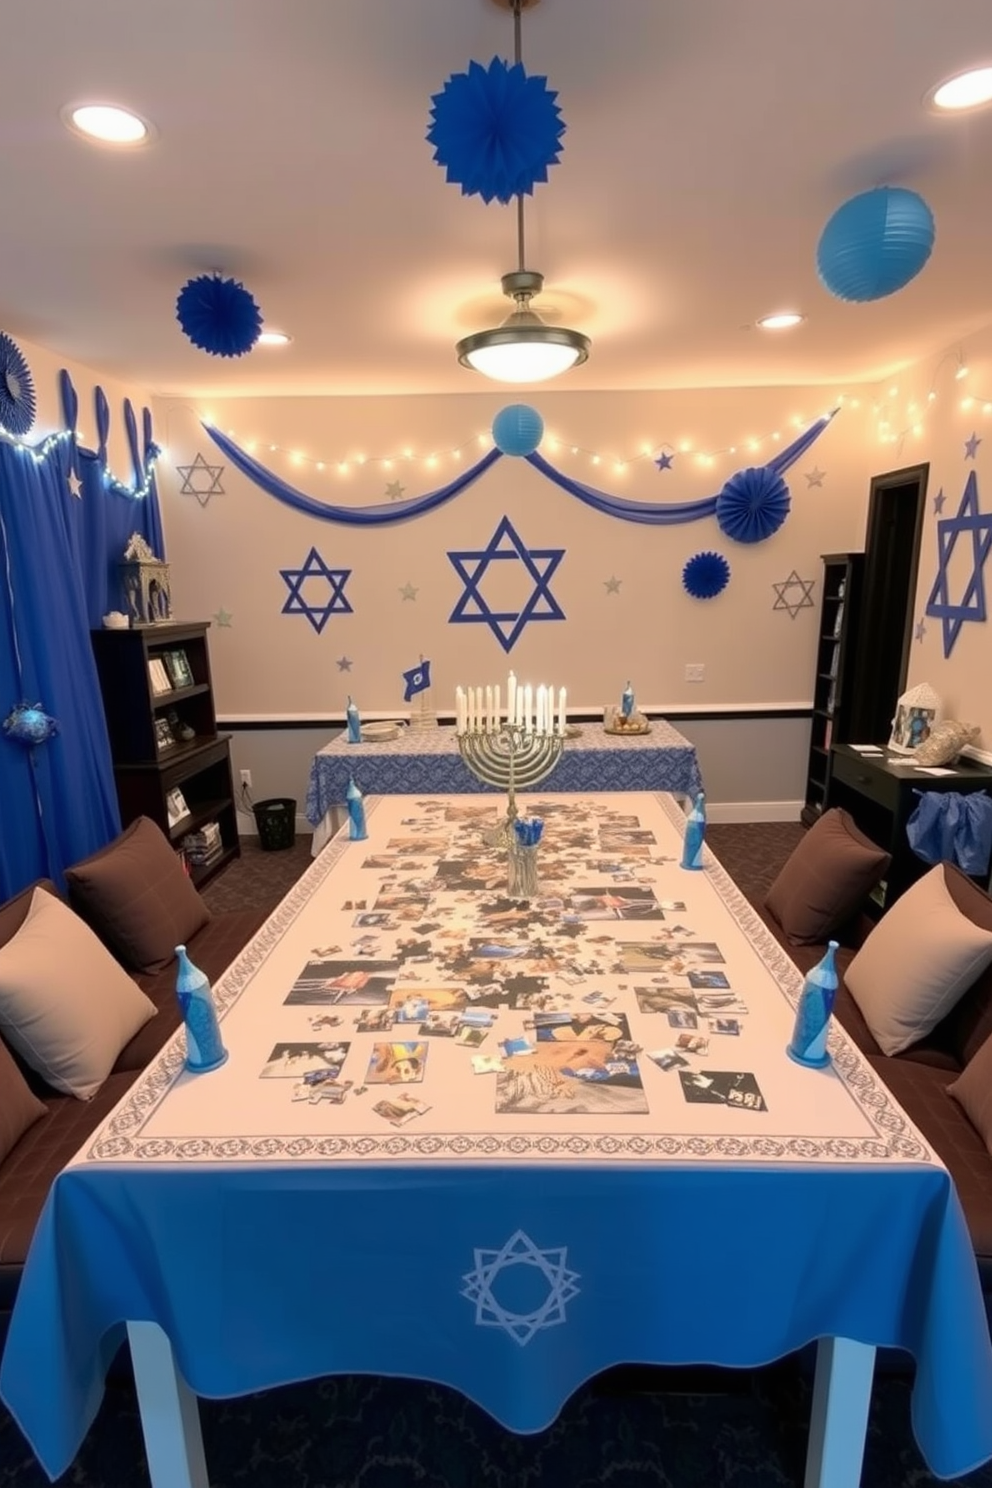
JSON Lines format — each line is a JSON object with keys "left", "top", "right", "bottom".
{"left": 914, "top": 618, "right": 926, "bottom": 642}
{"left": 804, "top": 467, "right": 825, "bottom": 488}
{"left": 461, "top": 1230, "right": 580, "bottom": 1347}
{"left": 177, "top": 452, "right": 225, "bottom": 507}
{"left": 771, "top": 570, "right": 816, "bottom": 619}
{"left": 385, "top": 480, "right": 406, "bottom": 501}
{"left": 336, "top": 656, "right": 353, "bottom": 672}
{"left": 212, "top": 607, "right": 233, "bottom": 628}
{"left": 604, "top": 576, "right": 622, "bottom": 594}
{"left": 67, "top": 470, "right": 83, "bottom": 499}
{"left": 399, "top": 582, "right": 419, "bottom": 601}
{"left": 934, "top": 489, "right": 946, "bottom": 514}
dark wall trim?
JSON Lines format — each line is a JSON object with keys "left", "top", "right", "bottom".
{"left": 219, "top": 707, "right": 813, "bottom": 732}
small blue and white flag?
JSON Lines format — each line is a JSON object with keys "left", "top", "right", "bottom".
{"left": 402, "top": 659, "right": 432, "bottom": 702}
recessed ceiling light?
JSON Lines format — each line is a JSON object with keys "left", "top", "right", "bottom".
{"left": 62, "top": 102, "right": 151, "bottom": 145}
{"left": 756, "top": 311, "right": 805, "bottom": 331}
{"left": 257, "top": 330, "right": 292, "bottom": 347}
{"left": 928, "top": 66, "right": 992, "bottom": 112}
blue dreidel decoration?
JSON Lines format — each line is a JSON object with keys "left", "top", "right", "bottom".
{"left": 787, "top": 941, "right": 840, "bottom": 1069}
{"left": 175, "top": 945, "right": 228, "bottom": 1074}
{"left": 680, "top": 791, "right": 706, "bottom": 870}
{"left": 345, "top": 695, "right": 361, "bottom": 744}
{"left": 346, "top": 776, "right": 368, "bottom": 840}
{"left": 621, "top": 681, "right": 635, "bottom": 719}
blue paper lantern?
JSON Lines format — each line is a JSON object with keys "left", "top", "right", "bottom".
{"left": 816, "top": 187, "right": 935, "bottom": 303}
{"left": 493, "top": 405, "right": 544, "bottom": 457}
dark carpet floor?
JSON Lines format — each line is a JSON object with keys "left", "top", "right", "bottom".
{"left": 3, "top": 821, "right": 989, "bottom": 1488}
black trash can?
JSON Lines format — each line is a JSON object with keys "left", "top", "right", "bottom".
{"left": 253, "top": 798, "right": 297, "bottom": 851}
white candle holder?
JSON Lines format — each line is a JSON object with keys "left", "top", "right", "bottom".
{"left": 457, "top": 722, "right": 563, "bottom": 847}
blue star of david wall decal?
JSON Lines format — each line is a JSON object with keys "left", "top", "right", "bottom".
{"left": 448, "top": 515, "right": 565, "bottom": 653}
{"left": 461, "top": 1229, "right": 580, "bottom": 1346}
{"left": 280, "top": 546, "right": 353, "bottom": 633}
{"left": 925, "top": 471, "right": 992, "bottom": 657}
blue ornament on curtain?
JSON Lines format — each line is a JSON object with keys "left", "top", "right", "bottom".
{"left": 493, "top": 404, "right": 544, "bottom": 456}
{"left": 0, "top": 333, "right": 36, "bottom": 436}
{"left": 176, "top": 274, "right": 263, "bottom": 357}
{"left": 716, "top": 467, "right": 790, "bottom": 544}
{"left": 682, "top": 551, "right": 730, "bottom": 600}
{"left": 3, "top": 702, "right": 59, "bottom": 745}
{"left": 427, "top": 57, "right": 565, "bottom": 204}
{"left": 816, "top": 187, "right": 935, "bottom": 303}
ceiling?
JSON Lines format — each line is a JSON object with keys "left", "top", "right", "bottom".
{"left": 2, "top": 0, "right": 992, "bottom": 399}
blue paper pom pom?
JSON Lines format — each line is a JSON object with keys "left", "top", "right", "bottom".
{"left": 3, "top": 702, "right": 58, "bottom": 745}
{"left": 716, "top": 467, "right": 791, "bottom": 544}
{"left": 492, "top": 404, "right": 544, "bottom": 456}
{"left": 683, "top": 552, "right": 730, "bottom": 600}
{"left": 817, "top": 187, "right": 935, "bottom": 303}
{"left": 0, "top": 332, "right": 36, "bottom": 436}
{"left": 427, "top": 56, "right": 565, "bottom": 205}
{"left": 176, "top": 274, "right": 263, "bottom": 358}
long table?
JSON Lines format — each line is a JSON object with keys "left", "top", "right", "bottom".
{"left": 3, "top": 792, "right": 991, "bottom": 1488}
{"left": 305, "top": 722, "right": 703, "bottom": 852}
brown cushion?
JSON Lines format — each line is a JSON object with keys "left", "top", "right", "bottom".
{"left": 764, "top": 808, "right": 891, "bottom": 946}
{"left": 0, "top": 1038, "right": 47, "bottom": 1164}
{"left": 65, "top": 816, "right": 210, "bottom": 974}
{"left": 949, "top": 1030, "right": 992, "bottom": 1156}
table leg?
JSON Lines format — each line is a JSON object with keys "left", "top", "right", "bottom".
{"left": 805, "top": 1336, "right": 876, "bottom": 1488}
{"left": 127, "top": 1321, "right": 210, "bottom": 1488}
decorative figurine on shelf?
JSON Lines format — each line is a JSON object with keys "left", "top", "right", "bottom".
{"left": 787, "top": 942, "right": 840, "bottom": 1068}
{"left": 175, "top": 945, "right": 228, "bottom": 1073}
{"left": 680, "top": 791, "right": 707, "bottom": 870}
{"left": 346, "top": 695, "right": 362, "bottom": 744}
{"left": 621, "top": 681, "right": 635, "bottom": 719}
{"left": 120, "top": 532, "right": 172, "bottom": 626}
{"left": 346, "top": 776, "right": 368, "bottom": 840}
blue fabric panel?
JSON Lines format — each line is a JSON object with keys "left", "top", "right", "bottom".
{"left": 906, "top": 790, "right": 992, "bottom": 877}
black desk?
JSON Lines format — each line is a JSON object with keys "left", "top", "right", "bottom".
{"left": 828, "top": 744, "right": 992, "bottom": 910}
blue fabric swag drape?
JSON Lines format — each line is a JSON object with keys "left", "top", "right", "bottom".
{"left": 0, "top": 440, "right": 121, "bottom": 898}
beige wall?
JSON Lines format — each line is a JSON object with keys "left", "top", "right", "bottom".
{"left": 886, "top": 327, "right": 992, "bottom": 757}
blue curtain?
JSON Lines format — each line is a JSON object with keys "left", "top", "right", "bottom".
{"left": 0, "top": 439, "right": 123, "bottom": 899}
{"left": 71, "top": 446, "right": 165, "bottom": 627}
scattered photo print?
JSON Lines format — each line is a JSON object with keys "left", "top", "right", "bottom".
{"left": 617, "top": 943, "right": 692, "bottom": 972}
{"left": 634, "top": 986, "right": 699, "bottom": 1016}
{"left": 362, "top": 854, "right": 428, "bottom": 870}
{"left": 687, "top": 970, "right": 731, "bottom": 990}
{"left": 433, "top": 860, "right": 506, "bottom": 893}
{"left": 355, "top": 1008, "right": 396, "bottom": 1034}
{"left": 388, "top": 986, "right": 467, "bottom": 1018}
{"left": 372, "top": 895, "right": 432, "bottom": 921}
{"left": 365, "top": 1042, "right": 429, "bottom": 1085}
{"left": 657, "top": 901, "right": 687, "bottom": 912}
{"left": 710, "top": 1018, "right": 742, "bottom": 1036}
{"left": 260, "top": 1041, "right": 351, "bottom": 1078}
{"left": 646, "top": 1047, "right": 689, "bottom": 1072}
{"left": 284, "top": 960, "right": 399, "bottom": 1006}
{"left": 309, "top": 1013, "right": 343, "bottom": 1031}
{"left": 679, "top": 1070, "right": 766, "bottom": 1111}
{"left": 472, "top": 1054, "right": 504, "bottom": 1074}
{"left": 676, "top": 942, "right": 725, "bottom": 964}
{"left": 455, "top": 1024, "right": 488, "bottom": 1048}
{"left": 596, "top": 840, "right": 652, "bottom": 858}
{"left": 532, "top": 1011, "right": 631, "bottom": 1043}
{"left": 419, "top": 1012, "right": 462, "bottom": 1037}
{"left": 675, "top": 1033, "right": 709, "bottom": 1055}
{"left": 353, "top": 911, "right": 393, "bottom": 928}
{"left": 667, "top": 1009, "right": 698, "bottom": 1029}
{"left": 292, "top": 1077, "right": 353, "bottom": 1104}
{"left": 585, "top": 859, "right": 641, "bottom": 879}
{"left": 467, "top": 938, "right": 562, "bottom": 971}
{"left": 569, "top": 886, "right": 663, "bottom": 922}
{"left": 500, "top": 1036, "right": 536, "bottom": 1058}
{"left": 386, "top": 836, "right": 450, "bottom": 854}
{"left": 495, "top": 1040, "right": 648, "bottom": 1115}
{"left": 372, "top": 1094, "right": 432, "bottom": 1127}
{"left": 696, "top": 992, "right": 749, "bottom": 1016}
{"left": 459, "top": 1008, "right": 496, "bottom": 1028}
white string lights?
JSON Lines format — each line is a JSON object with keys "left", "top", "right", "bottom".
{"left": 0, "top": 422, "right": 157, "bottom": 498}
{"left": 870, "top": 344, "right": 992, "bottom": 452}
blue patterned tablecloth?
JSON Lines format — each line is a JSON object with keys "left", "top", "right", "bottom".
{"left": 306, "top": 722, "right": 702, "bottom": 826}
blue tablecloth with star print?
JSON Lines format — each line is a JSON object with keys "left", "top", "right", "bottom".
{"left": 305, "top": 722, "right": 703, "bottom": 826}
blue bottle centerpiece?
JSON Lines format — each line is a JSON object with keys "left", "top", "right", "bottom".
{"left": 787, "top": 941, "right": 840, "bottom": 1069}
{"left": 346, "top": 776, "right": 368, "bottom": 840}
{"left": 621, "top": 681, "right": 635, "bottom": 719}
{"left": 175, "top": 945, "right": 228, "bottom": 1074}
{"left": 346, "top": 695, "right": 361, "bottom": 744}
{"left": 680, "top": 791, "right": 706, "bottom": 870}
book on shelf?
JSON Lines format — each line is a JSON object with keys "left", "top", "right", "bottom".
{"left": 182, "top": 821, "right": 222, "bottom": 864}
{"left": 165, "top": 787, "right": 190, "bottom": 829}
{"left": 148, "top": 657, "right": 172, "bottom": 696}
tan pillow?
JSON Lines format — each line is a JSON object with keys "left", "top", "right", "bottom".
{"left": 0, "top": 1037, "right": 47, "bottom": 1161}
{"left": 65, "top": 816, "right": 210, "bottom": 974}
{"left": 764, "top": 808, "right": 891, "bottom": 945}
{"left": 948, "top": 1029, "right": 992, "bottom": 1155}
{"left": 845, "top": 865, "right": 992, "bottom": 1056}
{"left": 0, "top": 889, "right": 156, "bottom": 1099}
{"left": 913, "top": 721, "right": 980, "bottom": 767}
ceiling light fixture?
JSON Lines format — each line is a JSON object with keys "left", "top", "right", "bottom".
{"left": 928, "top": 65, "right": 992, "bottom": 112}
{"left": 756, "top": 311, "right": 805, "bottom": 331}
{"left": 62, "top": 102, "right": 151, "bottom": 145}
{"left": 257, "top": 330, "right": 292, "bottom": 347}
{"left": 455, "top": 0, "right": 589, "bottom": 383}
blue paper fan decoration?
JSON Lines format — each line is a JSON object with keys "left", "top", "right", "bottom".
{"left": 716, "top": 466, "right": 791, "bottom": 544}
{"left": 176, "top": 274, "right": 263, "bottom": 358}
{"left": 683, "top": 552, "right": 730, "bottom": 600}
{"left": 3, "top": 702, "right": 58, "bottom": 746}
{"left": 427, "top": 57, "right": 565, "bottom": 205}
{"left": 0, "top": 333, "right": 36, "bottom": 436}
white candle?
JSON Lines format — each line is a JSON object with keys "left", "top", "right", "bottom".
{"left": 523, "top": 684, "right": 533, "bottom": 735}
{"left": 557, "top": 686, "right": 567, "bottom": 735}
{"left": 455, "top": 686, "right": 466, "bottom": 735}
{"left": 494, "top": 684, "right": 501, "bottom": 732}
{"left": 507, "top": 671, "right": 517, "bottom": 725}
{"left": 485, "top": 685, "right": 493, "bottom": 732}
{"left": 470, "top": 686, "right": 478, "bottom": 732}
{"left": 536, "top": 685, "right": 546, "bottom": 734}
{"left": 466, "top": 687, "right": 473, "bottom": 732}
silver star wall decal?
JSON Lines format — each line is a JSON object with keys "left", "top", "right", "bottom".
{"left": 804, "top": 467, "right": 825, "bottom": 488}
{"left": 771, "top": 570, "right": 816, "bottom": 619}
{"left": 67, "top": 470, "right": 83, "bottom": 499}
{"left": 213, "top": 607, "right": 233, "bottom": 627}
{"left": 177, "top": 452, "right": 225, "bottom": 506}
{"left": 399, "top": 582, "right": 419, "bottom": 601}
{"left": 336, "top": 656, "right": 353, "bottom": 672}
{"left": 385, "top": 480, "right": 406, "bottom": 501}
{"left": 604, "top": 576, "right": 622, "bottom": 594}
{"left": 914, "top": 618, "right": 926, "bottom": 642}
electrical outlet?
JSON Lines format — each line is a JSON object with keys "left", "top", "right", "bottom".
{"left": 240, "top": 769, "right": 252, "bottom": 790}
{"left": 685, "top": 663, "right": 705, "bottom": 683}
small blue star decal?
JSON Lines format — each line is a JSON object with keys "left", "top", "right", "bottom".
{"left": 280, "top": 547, "right": 353, "bottom": 633}
{"left": 655, "top": 450, "right": 674, "bottom": 471}
{"left": 965, "top": 432, "right": 982, "bottom": 460}
{"left": 461, "top": 1229, "right": 580, "bottom": 1346}
{"left": 914, "top": 618, "right": 926, "bottom": 643}
{"left": 933, "top": 489, "right": 945, "bottom": 515}
{"left": 924, "top": 471, "right": 992, "bottom": 657}
{"left": 448, "top": 515, "right": 565, "bottom": 653}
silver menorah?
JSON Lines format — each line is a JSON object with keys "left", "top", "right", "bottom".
{"left": 457, "top": 723, "right": 563, "bottom": 845}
